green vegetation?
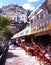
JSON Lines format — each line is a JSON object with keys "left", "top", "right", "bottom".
{"left": 0, "top": 15, "right": 13, "bottom": 42}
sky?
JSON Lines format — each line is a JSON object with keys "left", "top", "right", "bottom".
{"left": 0, "top": 0, "right": 44, "bottom": 10}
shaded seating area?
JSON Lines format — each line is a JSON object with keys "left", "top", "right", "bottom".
{"left": 18, "top": 36, "right": 51, "bottom": 65}
{"left": 11, "top": 24, "right": 51, "bottom": 65}
{"left": 11, "top": 34, "right": 51, "bottom": 65}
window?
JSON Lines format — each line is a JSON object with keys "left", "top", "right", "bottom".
{"left": 40, "top": 12, "right": 43, "bottom": 19}
{"left": 34, "top": 15, "right": 36, "bottom": 21}
{"left": 48, "top": 5, "right": 51, "bottom": 14}
{"left": 43, "top": 9, "right": 48, "bottom": 16}
{"left": 14, "top": 17, "right": 16, "bottom": 20}
{"left": 31, "top": 19, "right": 33, "bottom": 24}
{"left": 37, "top": 14, "right": 39, "bottom": 19}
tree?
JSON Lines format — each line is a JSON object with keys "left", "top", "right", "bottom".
{"left": 27, "top": 10, "right": 31, "bottom": 16}
{"left": 0, "top": 15, "right": 10, "bottom": 29}
{"left": 27, "top": 10, "right": 31, "bottom": 22}
{"left": 5, "top": 27, "right": 13, "bottom": 40}
{"left": 0, "top": 15, "right": 13, "bottom": 41}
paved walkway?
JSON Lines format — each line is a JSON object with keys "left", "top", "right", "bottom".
{"left": 5, "top": 46, "right": 40, "bottom": 65}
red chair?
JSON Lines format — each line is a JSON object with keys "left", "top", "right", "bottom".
{"left": 38, "top": 52, "right": 45, "bottom": 65}
{"left": 34, "top": 49, "right": 39, "bottom": 56}
{"left": 39, "top": 52, "right": 45, "bottom": 58}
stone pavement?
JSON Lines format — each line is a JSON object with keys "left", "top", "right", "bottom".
{"left": 5, "top": 47, "right": 40, "bottom": 65}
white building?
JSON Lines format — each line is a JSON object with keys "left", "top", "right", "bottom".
{"left": 10, "top": 14, "right": 18, "bottom": 21}
{"left": 18, "top": 13, "right": 27, "bottom": 23}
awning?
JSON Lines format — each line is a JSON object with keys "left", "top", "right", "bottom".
{"left": 11, "top": 27, "right": 31, "bottom": 39}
